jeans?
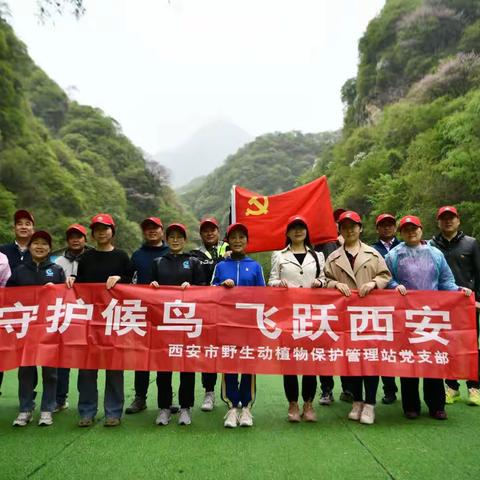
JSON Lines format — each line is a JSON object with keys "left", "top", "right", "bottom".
{"left": 56, "top": 368, "right": 70, "bottom": 405}
{"left": 77, "top": 369, "right": 124, "bottom": 419}
{"left": 18, "top": 366, "right": 57, "bottom": 412}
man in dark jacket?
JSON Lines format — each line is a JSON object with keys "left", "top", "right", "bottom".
{"left": 125, "top": 217, "right": 169, "bottom": 415}
{"left": 371, "top": 213, "right": 400, "bottom": 404}
{"left": 430, "top": 205, "right": 480, "bottom": 406}
{"left": 8, "top": 230, "right": 65, "bottom": 427}
{"left": 190, "top": 217, "right": 228, "bottom": 411}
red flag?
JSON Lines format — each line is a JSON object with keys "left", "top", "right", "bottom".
{"left": 231, "top": 176, "right": 338, "bottom": 253}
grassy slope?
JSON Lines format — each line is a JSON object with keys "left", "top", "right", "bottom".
{"left": 0, "top": 371, "right": 479, "bottom": 479}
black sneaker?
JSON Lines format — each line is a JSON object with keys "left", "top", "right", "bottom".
{"left": 382, "top": 393, "right": 397, "bottom": 405}
{"left": 339, "top": 391, "right": 354, "bottom": 403}
{"left": 319, "top": 391, "right": 334, "bottom": 406}
{"left": 125, "top": 396, "right": 147, "bottom": 414}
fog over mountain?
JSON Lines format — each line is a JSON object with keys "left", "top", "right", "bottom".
{"left": 154, "top": 119, "right": 252, "bottom": 188}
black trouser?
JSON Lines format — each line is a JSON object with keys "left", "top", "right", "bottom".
{"left": 350, "top": 376, "right": 379, "bottom": 405}
{"left": 283, "top": 375, "right": 316, "bottom": 403}
{"left": 56, "top": 368, "right": 70, "bottom": 405}
{"left": 319, "top": 375, "right": 334, "bottom": 394}
{"left": 382, "top": 376, "right": 398, "bottom": 395}
{"left": 400, "top": 377, "right": 445, "bottom": 414}
{"left": 134, "top": 370, "right": 150, "bottom": 399}
{"left": 341, "top": 376, "right": 353, "bottom": 393}
{"left": 0, "top": 371, "right": 3, "bottom": 393}
{"left": 202, "top": 373, "right": 217, "bottom": 392}
{"left": 156, "top": 372, "right": 195, "bottom": 409}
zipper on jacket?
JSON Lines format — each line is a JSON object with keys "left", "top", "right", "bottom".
{"left": 236, "top": 261, "right": 240, "bottom": 285}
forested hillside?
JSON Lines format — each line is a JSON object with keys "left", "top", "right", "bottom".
{"left": 181, "top": 130, "right": 341, "bottom": 227}
{"left": 0, "top": 14, "right": 197, "bottom": 251}
{"left": 304, "top": 0, "right": 480, "bottom": 240}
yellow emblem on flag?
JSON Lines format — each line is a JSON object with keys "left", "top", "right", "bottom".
{"left": 245, "top": 196, "right": 269, "bottom": 216}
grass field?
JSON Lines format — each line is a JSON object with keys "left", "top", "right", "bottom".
{"left": 0, "top": 371, "right": 479, "bottom": 480}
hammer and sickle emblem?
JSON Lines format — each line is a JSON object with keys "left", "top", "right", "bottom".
{"left": 245, "top": 196, "right": 269, "bottom": 216}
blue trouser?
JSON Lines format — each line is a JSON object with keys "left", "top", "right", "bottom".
{"left": 56, "top": 368, "right": 70, "bottom": 405}
{"left": 77, "top": 369, "right": 124, "bottom": 419}
{"left": 221, "top": 373, "right": 255, "bottom": 408}
{"left": 18, "top": 366, "right": 57, "bottom": 412}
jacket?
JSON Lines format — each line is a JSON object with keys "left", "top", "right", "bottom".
{"left": 324, "top": 241, "right": 391, "bottom": 290}
{"left": 0, "top": 242, "right": 32, "bottom": 270}
{"left": 7, "top": 259, "right": 66, "bottom": 286}
{"left": 151, "top": 253, "right": 206, "bottom": 286}
{"left": 385, "top": 242, "right": 459, "bottom": 291}
{"left": 53, "top": 246, "right": 93, "bottom": 277}
{"left": 190, "top": 241, "right": 229, "bottom": 284}
{"left": 131, "top": 243, "right": 169, "bottom": 284}
{"left": 372, "top": 237, "right": 401, "bottom": 259}
{"left": 0, "top": 252, "right": 11, "bottom": 286}
{"left": 268, "top": 245, "right": 326, "bottom": 288}
{"left": 429, "top": 232, "right": 480, "bottom": 297}
{"left": 211, "top": 256, "right": 265, "bottom": 287}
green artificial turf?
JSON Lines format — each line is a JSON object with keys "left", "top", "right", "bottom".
{"left": 0, "top": 371, "right": 479, "bottom": 479}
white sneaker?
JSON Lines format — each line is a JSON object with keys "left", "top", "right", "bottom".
{"left": 13, "top": 411, "right": 33, "bottom": 427}
{"left": 38, "top": 411, "right": 53, "bottom": 426}
{"left": 178, "top": 408, "right": 192, "bottom": 426}
{"left": 348, "top": 401, "right": 364, "bottom": 421}
{"left": 239, "top": 407, "right": 253, "bottom": 427}
{"left": 224, "top": 408, "right": 239, "bottom": 428}
{"left": 360, "top": 404, "right": 375, "bottom": 425}
{"left": 155, "top": 408, "right": 171, "bottom": 426}
{"left": 201, "top": 391, "right": 215, "bottom": 412}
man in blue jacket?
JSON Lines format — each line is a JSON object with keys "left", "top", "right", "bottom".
{"left": 125, "top": 217, "right": 169, "bottom": 415}
{"left": 372, "top": 213, "right": 400, "bottom": 405}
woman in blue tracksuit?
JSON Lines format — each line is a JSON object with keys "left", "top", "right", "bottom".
{"left": 211, "top": 223, "right": 265, "bottom": 428}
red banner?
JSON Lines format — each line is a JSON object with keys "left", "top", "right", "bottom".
{"left": 0, "top": 284, "right": 477, "bottom": 379}
{"left": 231, "top": 176, "right": 338, "bottom": 253}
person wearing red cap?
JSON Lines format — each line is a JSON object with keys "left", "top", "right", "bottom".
{"left": 430, "top": 206, "right": 480, "bottom": 406}
{"left": 324, "top": 211, "right": 392, "bottom": 425}
{"left": 7, "top": 230, "right": 65, "bottom": 427}
{"left": 49, "top": 223, "right": 92, "bottom": 413}
{"left": 211, "top": 223, "right": 266, "bottom": 428}
{"left": 67, "top": 213, "right": 133, "bottom": 427}
{"left": 190, "top": 216, "right": 229, "bottom": 412}
{"left": 150, "top": 223, "right": 206, "bottom": 426}
{"left": 371, "top": 213, "right": 401, "bottom": 405}
{"left": 0, "top": 209, "right": 35, "bottom": 271}
{"left": 125, "top": 217, "right": 169, "bottom": 415}
{"left": 385, "top": 215, "right": 472, "bottom": 420}
{"left": 269, "top": 216, "right": 326, "bottom": 423}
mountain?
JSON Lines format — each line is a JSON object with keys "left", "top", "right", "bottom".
{"left": 154, "top": 119, "right": 253, "bottom": 188}
{"left": 0, "top": 14, "right": 198, "bottom": 250}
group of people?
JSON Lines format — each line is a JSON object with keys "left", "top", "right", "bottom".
{"left": 0, "top": 204, "right": 478, "bottom": 429}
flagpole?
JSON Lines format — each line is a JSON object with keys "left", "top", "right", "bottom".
{"left": 230, "top": 185, "right": 237, "bottom": 224}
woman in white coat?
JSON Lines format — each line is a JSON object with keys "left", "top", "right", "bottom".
{"left": 268, "top": 215, "right": 326, "bottom": 422}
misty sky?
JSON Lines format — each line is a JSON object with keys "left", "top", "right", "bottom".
{"left": 8, "top": 0, "right": 385, "bottom": 153}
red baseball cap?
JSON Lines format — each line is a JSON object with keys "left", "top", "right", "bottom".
{"left": 437, "top": 206, "right": 459, "bottom": 219}
{"left": 29, "top": 230, "right": 52, "bottom": 247}
{"left": 338, "top": 211, "right": 362, "bottom": 225}
{"left": 141, "top": 217, "right": 163, "bottom": 229}
{"left": 333, "top": 208, "right": 346, "bottom": 222}
{"left": 166, "top": 223, "right": 187, "bottom": 238}
{"left": 287, "top": 215, "right": 308, "bottom": 230}
{"left": 90, "top": 213, "right": 115, "bottom": 229}
{"left": 66, "top": 223, "right": 87, "bottom": 237}
{"left": 226, "top": 223, "right": 248, "bottom": 238}
{"left": 200, "top": 217, "right": 219, "bottom": 230}
{"left": 14, "top": 209, "right": 35, "bottom": 224}
{"left": 375, "top": 213, "right": 396, "bottom": 226}
{"left": 398, "top": 215, "right": 422, "bottom": 230}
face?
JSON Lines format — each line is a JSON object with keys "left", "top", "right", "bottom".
{"left": 200, "top": 225, "right": 219, "bottom": 247}
{"left": 287, "top": 224, "right": 307, "bottom": 244}
{"left": 67, "top": 232, "right": 86, "bottom": 252}
{"left": 167, "top": 229, "right": 186, "bottom": 253}
{"left": 438, "top": 212, "right": 460, "bottom": 236}
{"left": 400, "top": 224, "right": 423, "bottom": 246}
{"left": 143, "top": 223, "right": 164, "bottom": 244}
{"left": 376, "top": 220, "right": 397, "bottom": 241}
{"left": 92, "top": 224, "right": 114, "bottom": 245}
{"left": 29, "top": 238, "right": 51, "bottom": 262}
{"left": 228, "top": 230, "right": 248, "bottom": 254}
{"left": 339, "top": 220, "right": 362, "bottom": 243}
{"left": 15, "top": 218, "right": 34, "bottom": 241}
